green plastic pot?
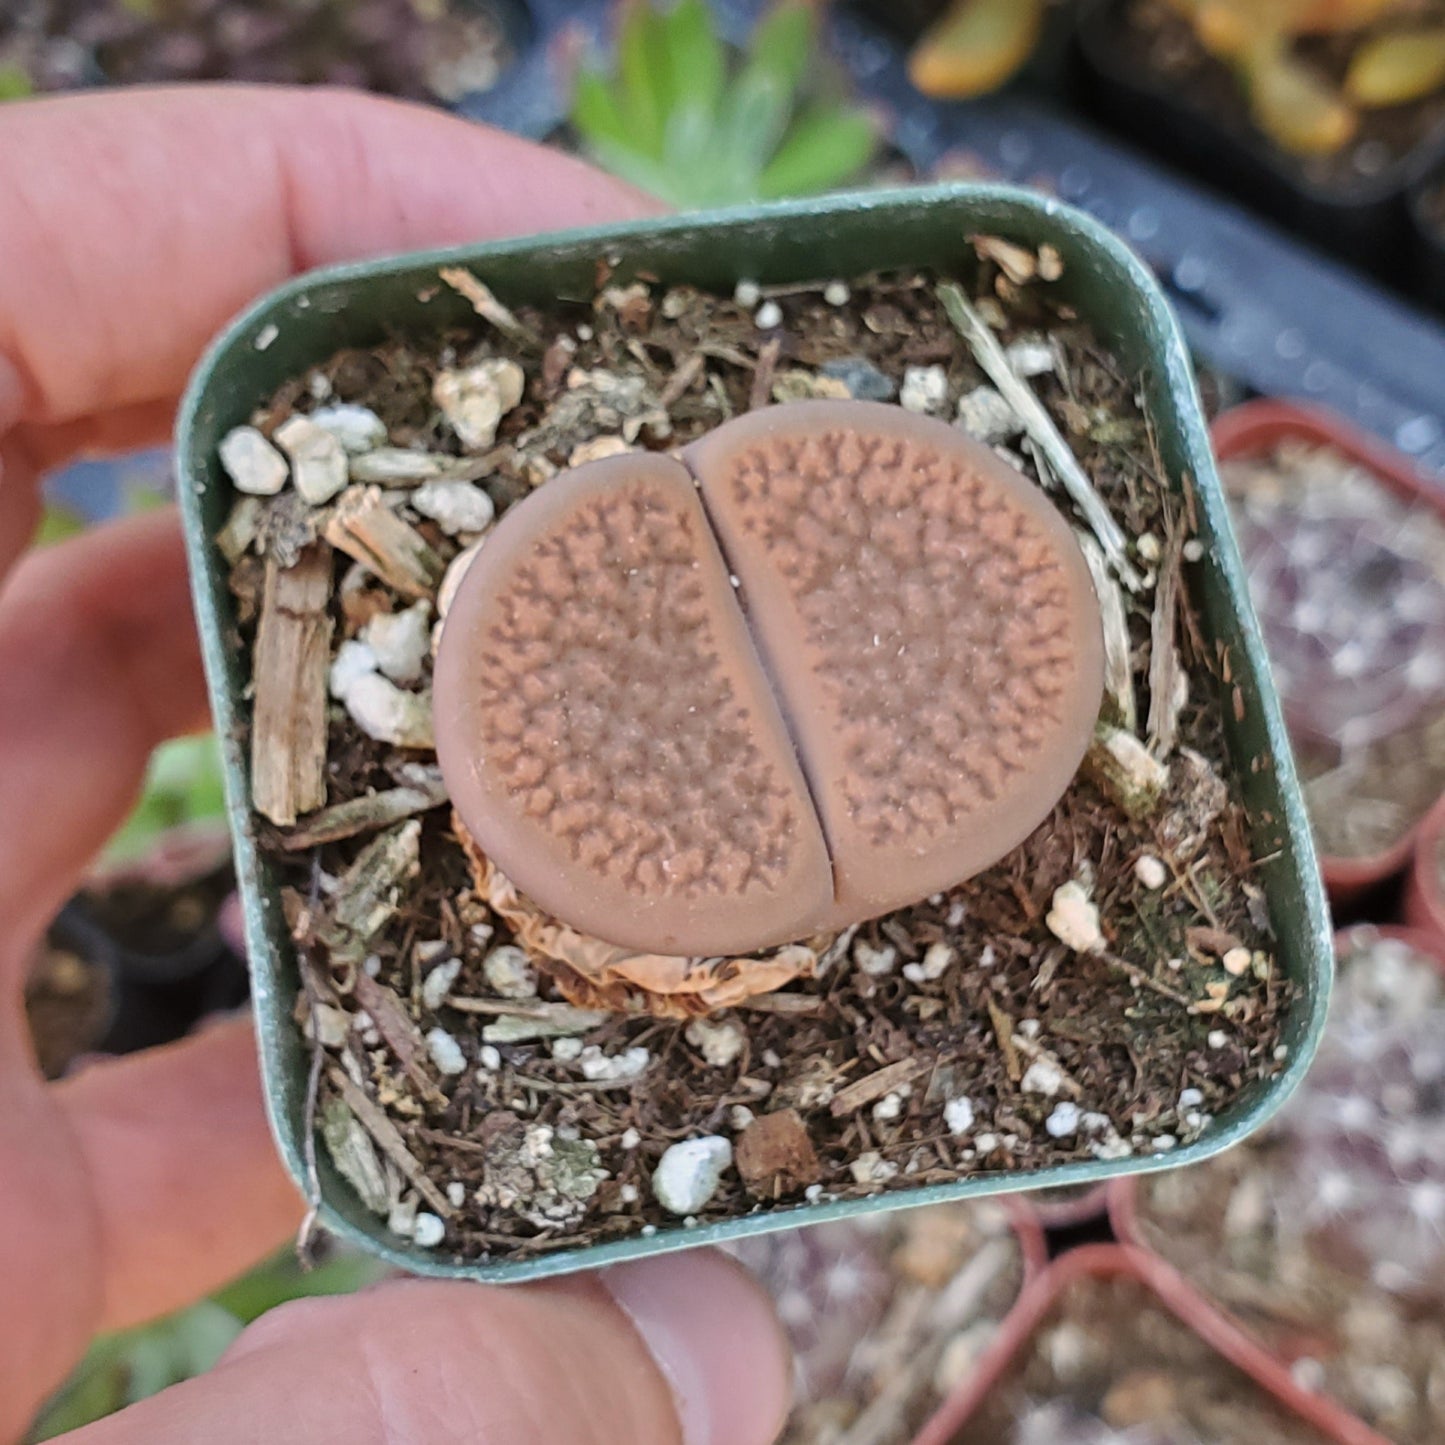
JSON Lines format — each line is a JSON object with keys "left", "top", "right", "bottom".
{"left": 176, "top": 184, "right": 1332, "bottom": 1283}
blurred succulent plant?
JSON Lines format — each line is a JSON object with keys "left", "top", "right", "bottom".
{"left": 907, "top": 0, "right": 1046, "bottom": 99}
{"left": 1167, "top": 0, "right": 1444, "bottom": 156}
{"left": 571, "top": 0, "right": 877, "bottom": 209}
{"left": 104, "top": 732, "right": 228, "bottom": 865}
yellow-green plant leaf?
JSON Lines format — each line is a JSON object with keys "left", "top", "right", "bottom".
{"left": 1245, "top": 37, "right": 1357, "bottom": 155}
{"left": 0, "top": 62, "right": 34, "bottom": 101}
{"left": 617, "top": 0, "right": 672, "bottom": 161}
{"left": 741, "top": 0, "right": 817, "bottom": 99}
{"left": 909, "top": 0, "right": 1044, "bottom": 99}
{"left": 573, "top": 65, "right": 633, "bottom": 154}
{"left": 661, "top": 0, "right": 726, "bottom": 123}
{"left": 759, "top": 103, "right": 877, "bottom": 198}
{"left": 1346, "top": 26, "right": 1445, "bottom": 106}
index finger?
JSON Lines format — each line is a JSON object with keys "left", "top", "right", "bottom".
{"left": 0, "top": 85, "right": 657, "bottom": 533}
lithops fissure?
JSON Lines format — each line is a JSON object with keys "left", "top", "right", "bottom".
{"left": 435, "top": 400, "right": 1104, "bottom": 957}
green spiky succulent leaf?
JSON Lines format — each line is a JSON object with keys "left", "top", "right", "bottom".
{"left": 571, "top": 0, "right": 876, "bottom": 209}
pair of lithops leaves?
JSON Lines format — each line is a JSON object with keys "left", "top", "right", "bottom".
{"left": 435, "top": 400, "right": 1104, "bottom": 988}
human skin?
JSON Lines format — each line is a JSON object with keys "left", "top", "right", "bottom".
{"left": 0, "top": 86, "right": 789, "bottom": 1445}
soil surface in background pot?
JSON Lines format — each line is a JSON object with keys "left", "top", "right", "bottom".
{"left": 1131, "top": 928, "right": 1445, "bottom": 1444}
{"left": 1422, "top": 177, "right": 1445, "bottom": 234}
{"left": 26, "top": 863, "right": 244, "bottom": 1075}
{"left": 950, "top": 1272, "right": 1330, "bottom": 1444}
{"left": 25, "top": 943, "right": 112, "bottom": 1079}
{"left": 731, "top": 1202, "right": 1026, "bottom": 1445}
{"left": 0, "top": 0, "right": 513, "bottom": 102}
{"left": 219, "top": 253, "right": 1289, "bottom": 1264}
{"left": 1108, "top": 0, "right": 1445, "bottom": 188}
{"left": 1222, "top": 441, "right": 1445, "bottom": 862}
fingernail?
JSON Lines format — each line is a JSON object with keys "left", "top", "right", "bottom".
{"left": 602, "top": 1249, "right": 792, "bottom": 1445}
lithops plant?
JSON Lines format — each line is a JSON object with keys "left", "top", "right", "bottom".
{"left": 433, "top": 400, "right": 1104, "bottom": 997}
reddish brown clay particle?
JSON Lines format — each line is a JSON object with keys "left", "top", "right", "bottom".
{"left": 734, "top": 1108, "right": 821, "bottom": 1199}
{"left": 435, "top": 400, "right": 1104, "bottom": 959}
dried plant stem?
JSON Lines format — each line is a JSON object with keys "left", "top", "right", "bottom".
{"left": 937, "top": 282, "right": 1142, "bottom": 591}
{"left": 1077, "top": 533, "right": 1137, "bottom": 729}
{"left": 1147, "top": 523, "right": 1187, "bottom": 757}
{"left": 327, "top": 1065, "right": 453, "bottom": 1217}
{"left": 438, "top": 265, "right": 531, "bottom": 343}
{"left": 273, "top": 775, "right": 449, "bottom": 850}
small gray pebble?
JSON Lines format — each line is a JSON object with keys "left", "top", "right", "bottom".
{"left": 820, "top": 356, "right": 896, "bottom": 403}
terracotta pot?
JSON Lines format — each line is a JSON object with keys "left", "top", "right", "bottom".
{"left": 1212, "top": 398, "right": 1445, "bottom": 907}
{"left": 1404, "top": 796, "right": 1445, "bottom": 958}
{"left": 912, "top": 1241, "right": 1392, "bottom": 1445}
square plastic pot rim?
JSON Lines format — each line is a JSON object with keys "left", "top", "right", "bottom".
{"left": 176, "top": 181, "right": 1334, "bottom": 1284}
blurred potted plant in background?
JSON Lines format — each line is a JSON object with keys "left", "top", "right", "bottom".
{"left": 0, "top": 0, "right": 521, "bottom": 105}
{"left": 1210, "top": 399, "right": 1445, "bottom": 907}
{"left": 570, "top": 0, "right": 878, "bottom": 207}
{"left": 1079, "top": 0, "right": 1445, "bottom": 271}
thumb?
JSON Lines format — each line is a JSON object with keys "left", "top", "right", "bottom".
{"left": 59, "top": 1251, "right": 791, "bottom": 1445}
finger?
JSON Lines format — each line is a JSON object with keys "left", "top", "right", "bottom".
{"left": 5, "top": 399, "right": 176, "bottom": 480}
{"left": 63, "top": 1253, "right": 791, "bottom": 1445}
{"left": 0, "top": 86, "right": 658, "bottom": 553}
{"left": 0, "top": 509, "right": 206, "bottom": 955}
{"left": 54, "top": 1013, "right": 302, "bottom": 1333}
{"left": 0, "top": 1072, "right": 101, "bottom": 1445}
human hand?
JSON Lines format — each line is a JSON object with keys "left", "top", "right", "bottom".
{"left": 0, "top": 86, "right": 789, "bottom": 1445}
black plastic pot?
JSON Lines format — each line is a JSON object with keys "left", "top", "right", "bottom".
{"left": 48, "top": 851, "right": 250, "bottom": 1058}
{"left": 1410, "top": 167, "right": 1445, "bottom": 314}
{"left": 1076, "top": 0, "right": 1445, "bottom": 280}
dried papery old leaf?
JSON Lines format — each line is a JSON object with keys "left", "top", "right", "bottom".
{"left": 457, "top": 816, "right": 833, "bottom": 1017}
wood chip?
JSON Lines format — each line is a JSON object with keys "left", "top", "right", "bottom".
{"left": 321, "top": 820, "right": 422, "bottom": 963}
{"left": 969, "top": 234, "right": 1037, "bottom": 285}
{"left": 986, "top": 996, "right": 1022, "bottom": 1083}
{"left": 323, "top": 486, "right": 444, "bottom": 599}
{"left": 737, "top": 993, "right": 827, "bottom": 1016}
{"left": 326, "top": 1065, "right": 452, "bottom": 1216}
{"left": 250, "top": 543, "right": 333, "bottom": 825}
{"left": 829, "top": 1058, "right": 924, "bottom": 1117}
{"left": 468, "top": 1004, "right": 608, "bottom": 1042}
{"left": 748, "top": 336, "right": 781, "bottom": 411}
{"left": 271, "top": 775, "right": 449, "bottom": 850}
{"left": 348, "top": 447, "right": 501, "bottom": 487}
{"left": 217, "top": 495, "right": 265, "bottom": 566}
{"left": 735, "top": 1109, "right": 820, "bottom": 1197}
